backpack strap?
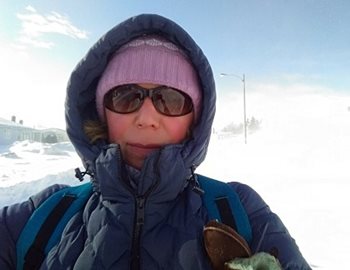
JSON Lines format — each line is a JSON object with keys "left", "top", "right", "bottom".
{"left": 16, "top": 176, "right": 251, "bottom": 268}
{"left": 16, "top": 183, "right": 93, "bottom": 270}
{"left": 197, "top": 174, "right": 252, "bottom": 244}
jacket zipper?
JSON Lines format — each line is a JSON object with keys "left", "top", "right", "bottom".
{"left": 131, "top": 196, "right": 145, "bottom": 270}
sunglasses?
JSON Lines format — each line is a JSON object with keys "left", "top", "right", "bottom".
{"left": 104, "top": 84, "right": 193, "bottom": 117}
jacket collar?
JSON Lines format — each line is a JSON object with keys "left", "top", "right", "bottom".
{"left": 93, "top": 144, "right": 194, "bottom": 204}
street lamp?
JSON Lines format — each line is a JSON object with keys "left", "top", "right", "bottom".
{"left": 220, "top": 73, "right": 247, "bottom": 144}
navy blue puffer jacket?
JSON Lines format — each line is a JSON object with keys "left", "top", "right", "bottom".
{"left": 0, "top": 14, "right": 311, "bottom": 270}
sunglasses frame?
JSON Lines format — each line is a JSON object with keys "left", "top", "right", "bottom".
{"left": 104, "top": 84, "right": 193, "bottom": 117}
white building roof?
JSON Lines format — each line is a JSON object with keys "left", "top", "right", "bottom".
{"left": 0, "top": 117, "right": 25, "bottom": 127}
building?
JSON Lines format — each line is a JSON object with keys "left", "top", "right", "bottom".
{"left": 0, "top": 116, "right": 69, "bottom": 145}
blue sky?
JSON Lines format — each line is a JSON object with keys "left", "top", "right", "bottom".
{"left": 1, "top": 0, "right": 349, "bottom": 128}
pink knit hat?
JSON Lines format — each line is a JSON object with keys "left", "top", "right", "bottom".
{"left": 96, "top": 35, "right": 201, "bottom": 121}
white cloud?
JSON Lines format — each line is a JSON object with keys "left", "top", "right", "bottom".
{"left": 16, "top": 5, "right": 88, "bottom": 49}
{"left": 25, "top": 5, "right": 36, "bottom": 13}
{"left": 18, "top": 35, "right": 55, "bottom": 49}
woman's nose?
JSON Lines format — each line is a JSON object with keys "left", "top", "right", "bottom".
{"left": 135, "top": 98, "right": 160, "bottom": 129}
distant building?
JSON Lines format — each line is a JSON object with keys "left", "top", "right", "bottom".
{"left": 40, "top": 128, "right": 69, "bottom": 143}
{"left": 0, "top": 116, "right": 69, "bottom": 145}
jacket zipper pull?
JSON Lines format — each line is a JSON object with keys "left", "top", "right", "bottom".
{"left": 136, "top": 197, "right": 145, "bottom": 225}
{"left": 189, "top": 165, "right": 204, "bottom": 195}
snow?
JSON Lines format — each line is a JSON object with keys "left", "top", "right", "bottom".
{"left": 0, "top": 141, "right": 81, "bottom": 205}
{"left": 1, "top": 90, "right": 349, "bottom": 269}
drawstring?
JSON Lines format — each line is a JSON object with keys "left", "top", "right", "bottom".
{"left": 74, "top": 166, "right": 94, "bottom": 182}
{"left": 188, "top": 165, "right": 204, "bottom": 195}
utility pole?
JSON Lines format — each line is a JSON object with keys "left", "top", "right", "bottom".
{"left": 220, "top": 73, "right": 247, "bottom": 144}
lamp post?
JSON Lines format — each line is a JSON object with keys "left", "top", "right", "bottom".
{"left": 220, "top": 73, "right": 247, "bottom": 144}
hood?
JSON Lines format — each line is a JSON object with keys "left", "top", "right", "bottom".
{"left": 65, "top": 14, "right": 216, "bottom": 192}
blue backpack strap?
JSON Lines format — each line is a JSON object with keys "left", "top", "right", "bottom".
{"left": 197, "top": 174, "right": 252, "bottom": 244}
{"left": 16, "top": 182, "right": 93, "bottom": 270}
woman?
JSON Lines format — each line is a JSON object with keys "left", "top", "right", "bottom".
{"left": 0, "top": 14, "right": 311, "bottom": 269}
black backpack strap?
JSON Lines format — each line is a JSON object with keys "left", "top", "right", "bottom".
{"left": 16, "top": 183, "right": 93, "bottom": 270}
{"left": 214, "top": 196, "right": 238, "bottom": 230}
{"left": 23, "top": 195, "right": 76, "bottom": 270}
{"left": 197, "top": 174, "right": 252, "bottom": 244}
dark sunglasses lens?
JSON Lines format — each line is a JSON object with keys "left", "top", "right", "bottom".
{"left": 104, "top": 86, "right": 143, "bottom": 113}
{"left": 152, "top": 88, "right": 193, "bottom": 116}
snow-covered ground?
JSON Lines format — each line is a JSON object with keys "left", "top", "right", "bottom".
{"left": 0, "top": 141, "right": 81, "bottom": 206}
{"left": 1, "top": 90, "right": 349, "bottom": 269}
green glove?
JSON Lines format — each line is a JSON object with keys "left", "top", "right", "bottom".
{"left": 225, "top": 252, "right": 282, "bottom": 270}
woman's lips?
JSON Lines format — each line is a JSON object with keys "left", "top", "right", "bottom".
{"left": 126, "top": 143, "right": 162, "bottom": 157}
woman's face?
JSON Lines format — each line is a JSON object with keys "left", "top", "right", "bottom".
{"left": 105, "top": 83, "right": 194, "bottom": 169}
